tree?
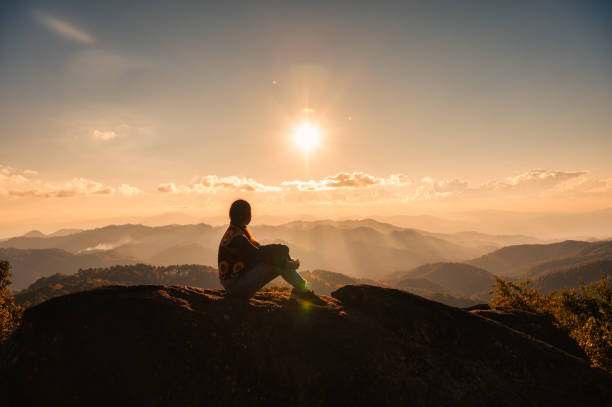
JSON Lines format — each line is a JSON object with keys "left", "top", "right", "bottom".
{"left": 490, "top": 275, "right": 611, "bottom": 372}
{"left": 0, "top": 261, "right": 23, "bottom": 341}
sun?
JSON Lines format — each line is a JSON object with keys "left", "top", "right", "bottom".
{"left": 293, "top": 122, "right": 321, "bottom": 153}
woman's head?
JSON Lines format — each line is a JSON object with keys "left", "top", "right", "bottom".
{"left": 229, "top": 199, "right": 251, "bottom": 226}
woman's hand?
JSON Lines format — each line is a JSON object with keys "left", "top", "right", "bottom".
{"left": 285, "top": 258, "right": 300, "bottom": 270}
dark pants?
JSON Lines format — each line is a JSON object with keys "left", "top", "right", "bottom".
{"left": 224, "top": 262, "right": 306, "bottom": 298}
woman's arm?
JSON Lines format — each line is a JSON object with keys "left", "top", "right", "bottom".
{"left": 285, "top": 258, "right": 300, "bottom": 269}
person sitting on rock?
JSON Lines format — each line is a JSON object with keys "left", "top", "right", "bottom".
{"left": 218, "top": 199, "right": 324, "bottom": 304}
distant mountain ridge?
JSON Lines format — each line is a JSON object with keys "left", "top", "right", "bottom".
{"left": 531, "top": 259, "right": 612, "bottom": 292}
{"left": 384, "top": 262, "right": 496, "bottom": 301}
{"left": 374, "top": 208, "right": 612, "bottom": 238}
{"left": 1, "top": 219, "right": 538, "bottom": 286}
{"left": 467, "top": 240, "right": 612, "bottom": 277}
{"left": 380, "top": 239, "right": 612, "bottom": 302}
{"left": 525, "top": 240, "right": 612, "bottom": 277}
{"left": 0, "top": 248, "right": 139, "bottom": 290}
{"left": 22, "top": 230, "right": 46, "bottom": 238}
{"left": 3, "top": 221, "right": 610, "bottom": 299}
{"left": 21, "top": 228, "right": 83, "bottom": 238}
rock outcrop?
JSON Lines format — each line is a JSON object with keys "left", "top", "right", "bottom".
{"left": 467, "top": 306, "right": 587, "bottom": 360}
{"left": 2, "top": 284, "right": 610, "bottom": 406}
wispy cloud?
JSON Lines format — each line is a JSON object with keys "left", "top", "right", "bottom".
{"left": 0, "top": 165, "right": 29, "bottom": 187}
{"left": 91, "top": 130, "right": 118, "bottom": 141}
{"left": 481, "top": 170, "right": 588, "bottom": 192}
{"left": 82, "top": 236, "right": 133, "bottom": 252}
{"left": 35, "top": 12, "right": 95, "bottom": 44}
{"left": 8, "top": 178, "right": 114, "bottom": 198}
{"left": 0, "top": 165, "right": 138, "bottom": 199}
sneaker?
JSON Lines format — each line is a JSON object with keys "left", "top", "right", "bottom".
{"left": 290, "top": 287, "right": 326, "bottom": 306}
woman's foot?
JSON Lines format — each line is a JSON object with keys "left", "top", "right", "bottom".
{"left": 290, "top": 287, "right": 325, "bottom": 305}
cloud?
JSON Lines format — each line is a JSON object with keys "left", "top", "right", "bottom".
{"left": 387, "top": 174, "right": 414, "bottom": 185}
{"left": 278, "top": 169, "right": 611, "bottom": 204}
{"left": 0, "top": 165, "right": 131, "bottom": 199}
{"left": 117, "top": 184, "right": 143, "bottom": 196}
{"left": 7, "top": 178, "right": 114, "bottom": 198}
{"left": 281, "top": 171, "right": 413, "bottom": 191}
{"left": 0, "top": 169, "right": 27, "bottom": 184}
{"left": 157, "top": 172, "right": 413, "bottom": 195}
{"left": 157, "top": 183, "right": 178, "bottom": 193}
{"left": 3, "top": 164, "right": 610, "bottom": 206}
{"left": 508, "top": 170, "right": 587, "bottom": 185}
{"left": 282, "top": 172, "right": 383, "bottom": 191}
{"left": 157, "top": 176, "right": 281, "bottom": 194}
{"left": 198, "top": 175, "right": 280, "bottom": 192}
{"left": 81, "top": 123, "right": 152, "bottom": 144}
{"left": 35, "top": 12, "right": 95, "bottom": 44}
{"left": 543, "top": 175, "right": 612, "bottom": 196}
{"left": 421, "top": 177, "right": 469, "bottom": 192}
{"left": 409, "top": 177, "right": 471, "bottom": 200}
{"left": 81, "top": 236, "right": 133, "bottom": 252}
{"left": 0, "top": 165, "right": 14, "bottom": 176}
{"left": 0, "top": 166, "right": 30, "bottom": 194}
{"left": 91, "top": 130, "right": 118, "bottom": 141}
{"left": 156, "top": 170, "right": 608, "bottom": 203}
{"left": 480, "top": 170, "right": 587, "bottom": 192}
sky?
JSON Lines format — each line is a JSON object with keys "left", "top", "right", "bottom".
{"left": 1, "top": 0, "right": 611, "bottom": 236}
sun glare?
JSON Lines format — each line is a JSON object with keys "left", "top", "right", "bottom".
{"left": 293, "top": 122, "right": 321, "bottom": 153}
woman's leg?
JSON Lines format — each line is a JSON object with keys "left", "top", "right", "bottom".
{"left": 225, "top": 263, "right": 280, "bottom": 298}
{"left": 225, "top": 263, "right": 307, "bottom": 298}
{"left": 278, "top": 267, "right": 307, "bottom": 291}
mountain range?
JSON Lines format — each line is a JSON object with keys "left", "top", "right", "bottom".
{"left": 374, "top": 208, "right": 612, "bottom": 239}
{"left": 2, "top": 219, "right": 610, "bottom": 300}
{"left": 1, "top": 219, "right": 540, "bottom": 288}
{"left": 383, "top": 262, "right": 496, "bottom": 300}
{"left": 467, "top": 240, "right": 612, "bottom": 278}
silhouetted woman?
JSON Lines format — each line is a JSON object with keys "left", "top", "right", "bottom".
{"left": 218, "top": 199, "right": 324, "bottom": 303}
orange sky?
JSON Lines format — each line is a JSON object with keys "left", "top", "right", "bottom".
{"left": 1, "top": 2, "right": 611, "bottom": 236}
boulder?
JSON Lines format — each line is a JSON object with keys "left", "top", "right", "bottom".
{"left": 1, "top": 284, "right": 609, "bottom": 406}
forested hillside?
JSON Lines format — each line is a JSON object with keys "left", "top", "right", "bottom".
{"left": 531, "top": 259, "right": 612, "bottom": 292}
{"left": 15, "top": 264, "right": 219, "bottom": 308}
